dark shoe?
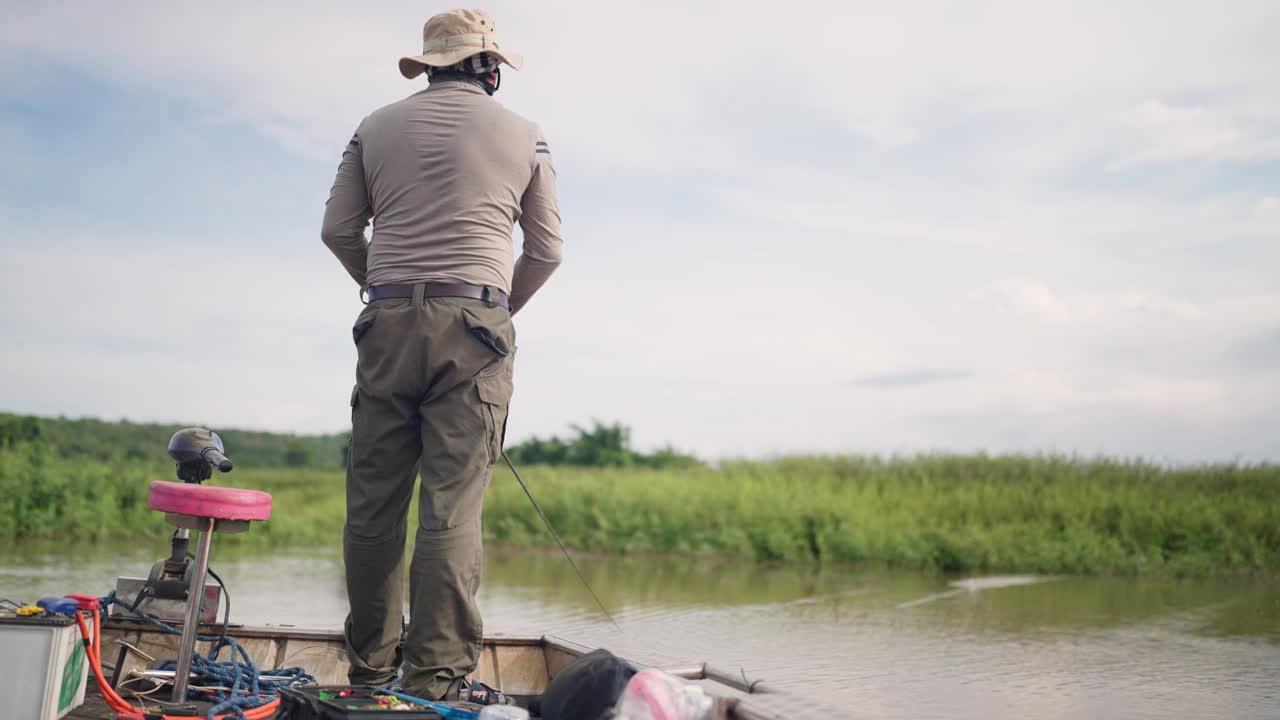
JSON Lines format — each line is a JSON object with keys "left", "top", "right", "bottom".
{"left": 442, "top": 675, "right": 513, "bottom": 706}
{"left": 378, "top": 671, "right": 403, "bottom": 691}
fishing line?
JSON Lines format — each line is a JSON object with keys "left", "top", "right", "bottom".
{"left": 501, "top": 450, "right": 621, "bottom": 630}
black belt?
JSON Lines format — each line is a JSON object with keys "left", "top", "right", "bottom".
{"left": 364, "top": 282, "right": 510, "bottom": 309}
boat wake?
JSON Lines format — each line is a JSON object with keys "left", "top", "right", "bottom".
{"left": 896, "top": 575, "right": 1051, "bottom": 609}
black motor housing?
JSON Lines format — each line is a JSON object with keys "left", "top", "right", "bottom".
{"left": 167, "top": 428, "right": 233, "bottom": 482}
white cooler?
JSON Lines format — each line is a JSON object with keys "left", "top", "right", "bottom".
{"left": 0, "top": 613, "right": 92, "bottom": 720}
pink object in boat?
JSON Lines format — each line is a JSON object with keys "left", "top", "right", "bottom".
{"left": 147, "top": 480, "right": 272, "bottom": 521}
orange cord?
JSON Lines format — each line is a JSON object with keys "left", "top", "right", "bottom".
{"left": 77, "top": 609, "right": 280, "bottom": 720}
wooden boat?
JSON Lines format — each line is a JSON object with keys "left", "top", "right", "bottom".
{"left": 69, "top": 617, "right": 807, "bottom": 720}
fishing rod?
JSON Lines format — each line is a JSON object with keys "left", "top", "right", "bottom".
{"left": 501, "top": 450, "right": 620, "bottom": 630}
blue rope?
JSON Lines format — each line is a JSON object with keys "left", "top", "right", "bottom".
{"left": 100, "top": 592, "right": 315, "bottom": 720}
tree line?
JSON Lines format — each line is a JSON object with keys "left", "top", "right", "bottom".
{"left": 504, "top": 421, "right": 701, "bottom": 469}
{"left": 1, "top": 414, "right": 699, "bottom": 469}
{"left": 0, "top": 413, "right": 344, "bottom": 469}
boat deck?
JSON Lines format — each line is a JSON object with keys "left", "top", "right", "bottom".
{"left": 70, "top": 675, "right": 178, "bottom": 719}
{"left": 64, "top": 619, "right": 803, "bottom": 719}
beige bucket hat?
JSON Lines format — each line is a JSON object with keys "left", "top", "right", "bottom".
{"left": 399, "top": 8, "right": 524, "bottom": 79}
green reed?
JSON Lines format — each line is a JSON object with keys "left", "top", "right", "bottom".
{"left": 2, "top": 443, "right": 1276, "bottom": 576}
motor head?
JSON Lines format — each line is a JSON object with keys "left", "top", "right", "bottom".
{"left": 168, "top": 428, "right": 233, "bottom": 483}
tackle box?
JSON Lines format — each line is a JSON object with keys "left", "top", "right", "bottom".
{"left": 277, "top": 685, "right": 447, "bottom": 719}
{"left": 0, "top": 613, "right": 92, "bottom": 720}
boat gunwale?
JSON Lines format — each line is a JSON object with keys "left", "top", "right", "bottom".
{"left": 97, "top": 620, "right": 791, "bottom": 718}
{"left": 103, "top": 620, "right": 773, "bottom": 693}
{"left": 104, "top": 616, "right": 550, "bottom": 646}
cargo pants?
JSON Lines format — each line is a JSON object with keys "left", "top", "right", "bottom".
{"left": 343, "top": 287, "right": 514, "bottom": 699}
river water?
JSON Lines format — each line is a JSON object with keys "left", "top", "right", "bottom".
{"left": 2, "top": 543, "right": 1276, "bottom": 719}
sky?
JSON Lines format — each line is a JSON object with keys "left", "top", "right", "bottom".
{"left": 0, "top": 1, "right": 1277, "bottom": 462}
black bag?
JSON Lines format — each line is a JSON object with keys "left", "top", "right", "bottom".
{"left": 532, "top": 649, "right": 636, "bottom": 720}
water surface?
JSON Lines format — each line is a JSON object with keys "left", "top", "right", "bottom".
{"left": 2, "top": 543, "right": 1277, "bottom": 719}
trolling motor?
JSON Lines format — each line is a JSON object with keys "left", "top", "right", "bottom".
{"left": 142, "top": 429, "right": 236, "bottom": 603}
{"left": 170, "top": 427, "right": 235, "bottom": 480}
{"left": 112, "top": 428, "right": 273, "bottom": 703}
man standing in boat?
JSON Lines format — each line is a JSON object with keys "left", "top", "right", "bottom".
{"left": 320, "top": 8, "right": 563, "bottom": 705}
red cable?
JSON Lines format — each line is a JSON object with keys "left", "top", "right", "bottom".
{"left": 76, "top": 609, "right": 280, "bottom": 720}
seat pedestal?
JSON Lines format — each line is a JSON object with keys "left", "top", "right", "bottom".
{"left": 147, "top": 480, "right": 272, "bottom": 702}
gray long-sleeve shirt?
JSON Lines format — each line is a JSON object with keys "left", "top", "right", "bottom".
{"left": 321, "top": 80, "right": 563, "bottom": 313}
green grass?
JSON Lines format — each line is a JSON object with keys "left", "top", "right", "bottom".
{"left": 2, "top": 443, "right": 1277, "bottom": 576}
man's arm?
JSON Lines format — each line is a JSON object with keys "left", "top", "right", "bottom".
{"left": 320, "top": 127, "right": 372, "bottom": 288}
{"left": 510, "top": 133, "right": 564, "bottom": 314}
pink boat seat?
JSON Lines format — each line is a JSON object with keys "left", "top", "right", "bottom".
{"left": 147, "top": 480, "right": 272, "bottom": 522}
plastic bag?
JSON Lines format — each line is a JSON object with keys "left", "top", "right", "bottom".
{"left": 478, "top": 707, "right": 530, "bottom": 719}
{"left": 613, "top": 670, "right": 713, "bottom": 720}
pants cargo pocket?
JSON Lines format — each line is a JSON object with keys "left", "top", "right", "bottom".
{"left": 347, "top": 386, "right": 360, "bottom": 468}
{"left": 352, "top": 306, "right": 378, "bottom": 345}
{"left": 475, "top": 371, "right": 513, "bottom": 466}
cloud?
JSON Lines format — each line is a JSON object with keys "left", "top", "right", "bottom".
{"left": 1109, "top": 101, "right": 1280, "bottom": 169}
{"left": 849, "top": 369, "right": 973, "bottom": 390}
{"left": 968, "top": 280, "right": 1209, "bottom": 325}
{"left": 1256, "top": 195, "right": 1280, "bottom": 223}
{"left": 5, "top": 1, "right": 1277, "bottom": 173}
{"left": 1229, "top": 326, "right": 1280, "bottom": 373}
{"left": 0, "top": 238, "right": 359, "bottom": 433}
{"left": 1, "top": 1, "right": 1278, "bottom": 461}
